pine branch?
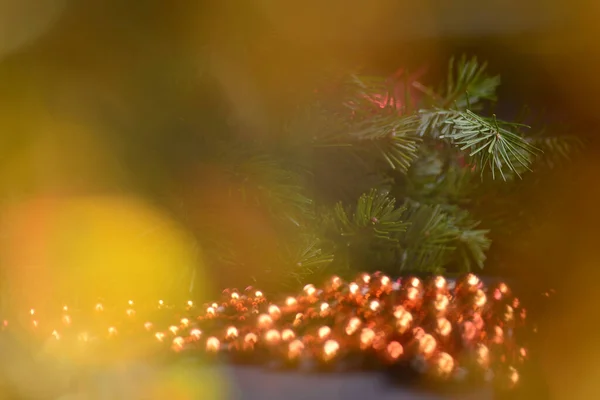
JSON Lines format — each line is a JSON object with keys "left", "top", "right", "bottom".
{"left": 405, "top": 160, "right": 476, "bottom": 206}
{"left": 280, "top": 234, "right": 335, "bottom": 286}
{"left": 226, "top": 152, "right": 314, "bottom": 226}
{"left": 527, "top": 134, "right": 584, "bottom": 169}
{"left": 313, "top": 113, "right": 421, "bottom": 173}
{"left": 442, "top": 55, "right": 500, "bottom": 109}
{"left": 328, "top": 189, "right": 408, "bottom": 246}
{"left": 397, "top": 203, "right": 490, "bottom": 273}
{"left": 450, "top": 208, "right": 491, "bottom": 271}
{"left": 422, "top": 109, "right": 541, "bottom": 180}
{"left": 397, "top": 203, "right": 457, "bottom": 272}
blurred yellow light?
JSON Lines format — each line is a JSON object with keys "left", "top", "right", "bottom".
{"left": 190, "top": 329, "right": 202, "bottom": 340}
{"left": 318, "top": 326, "right": 331, "bottom": 339}
{"left": 206, "top": 337, "right": 220, "bottom": 352}
{"left": 323, "top": 340, "right": 339, "bottom": 361}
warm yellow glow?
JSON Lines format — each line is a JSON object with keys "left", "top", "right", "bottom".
{"left": 281, "top": 328, "right": 295, "bottom": 341}
{"left": 407, "top": 287, "right": 419, "bottom": 301}
{"left": 288, "top": 339, "right": 304, "bottom": 359}
{"left": 475, "top": 344, "right": 489, "bottom": 367}
{"left": 394, "top": 307, "right": 413, "bottom": 334}
{"left": 285, "top": 296, "right": 297, "bottom": 306}
{"left": 257, "top": 314, "right": 273, "bottom": 329}
{"left": 386, "top": 341, "right": 403, "bottom": 359}
{"left": 349, "top": 282, "right": 359, "bottom": 295}
{"left": 169, "top": 325, "right": 178, "bottom": 335}
{"left": 330, "top": 275, "right": 342, "bottom": 290}
{"left": 225, "top": 326, "right": 238, "bottom": 339}
{"left": 303, "top": 284, "right": 316, "bottom": 297}
{"left": 206, "top": 336, "right": 220, "bottom": 352}
{"left": 418, "top": 334, "right": 437, "bottom": 357}
{"left": 360, "top": 273, "right": 370, "bottom": 284}
{"left": 345, "top": 317, "right": 362, "bottom": 336}
{"left": 508, "top": 366, "right": 519, "bottom": 386}
{"left": 360, "top": 328, "right": 375, "bottom": 349}
{"left": 155, "top": 332, "right": 165, "bottom": 342}
{"left": 493, "top": 326, "right": 504, "bottom": 344}
{"left": 322, "top": 340, "right": 339, "bottom": 361}
{"left": 434, "top": 293, "right": 449, "bottom": 311}
{"left": 172, "top": 336, "right": 185, "bottom": 352}
{"left": 467, "top": 274, "right": 479, "bottom": 287}
{"left": 369, "top": 300, "right": 380, "bottom": 312}
{"left": 318, "top": 326, "right": 331, "bottom": 339}
{"left": 108, "top": 326, "right": 117, "bottom": 336}
{"left": 474, "top": 290, "right": 487, "bottom": 308}
{"left": 434, "top": 276, "right": 446, "bottom": 289}
{"left": 436, "top": 318, "right": 452, "bottom": 337}
{"left": 180, "top": 318, "right": 190, "bottom": 327}
{"left": 244, "top": 333, "right": 258, "bottom": 344}
{"left": 435, "top": 352, "right": 454, "bottom": 376}
{"left": 0, "top": 197, "right": 206, "bottom": 307}
{"left": 190, "top": 329, "right": 202, "bottom": 340}
{"left": 144, "top": 322, "right": 153, "bottom": 331}
{"left": 264, "top": 329, "right": 281, "bottom": 344}
{"left": 268, "top": 304, "right": 281, "bottom": 319}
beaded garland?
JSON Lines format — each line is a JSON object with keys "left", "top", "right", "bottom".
{"left": 1, "top": 273, "right": 530, "bottom": 393}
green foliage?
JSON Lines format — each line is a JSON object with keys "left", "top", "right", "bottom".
{"left": 439, "top": 110, "right": 540, "bottom": 180}
{"left": 187, "top": 54, "right": 576, "bottom": 289}
{"left": 330, "top": 189, "right": 408, "bottom": 243}
{"left": 441, "top": 55, "right": 500, "bottom": 109}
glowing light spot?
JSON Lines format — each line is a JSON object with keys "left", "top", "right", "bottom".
{"left": 418, "top": 334, "right": 437, "bottom": 357}
{"left": 206, "top": 337, "right": 220, "bottom": 352}
{"left": 190, "top": 329, "right": 202, "bottom": 340}
{"left": 386, "top": 341, "right": 403, "bottom": 360}
{"left": 268, "top": 305, "right": 281, "bottom": 319}
{"left": 226, "top": 326, "right": 238, "bottom": 339}
{"left": 318, "top": 326, "right": 331, "bottom": 339}
{"left": 281, "top": 329, "right": 295, "bottom": 341}
{"left": 323, "top": 340, "right": 340, "bottom": 361}
{"left": 264, "top": 329, "right": 281, "bottom": 344}
{"left": 345, "top": 317, "right": 362, "bottom": 336}
{"left": 257, "top": 314, "right": 273, "bottom": 329}
{"left": 285, "top": 297, "right": 297, "bottom": 306}
{"left": 288, "top": 339, "right": 304, "bottom": 359}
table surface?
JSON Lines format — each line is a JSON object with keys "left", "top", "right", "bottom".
{"left": 51, "top": 360, "right": 493, "bottom": 400}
